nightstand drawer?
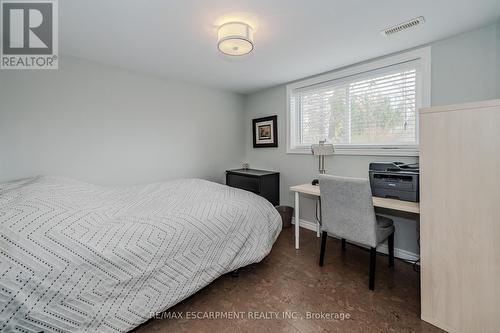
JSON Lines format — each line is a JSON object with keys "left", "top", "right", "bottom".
{"left": 227, "top": 174, "right": 260, "bottom": 193}
{"left": 226, "top": 169, "right": 280, "bottom": 206}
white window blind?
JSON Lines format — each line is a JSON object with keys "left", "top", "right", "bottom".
{"left": 287, "top": 49, "right": 430, "bottom": 156}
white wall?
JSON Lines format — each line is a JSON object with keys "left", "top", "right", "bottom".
{"left": 243, "top": 21, "right": 500, "bottom": 257}
{"left": 431, "top": 21, "right": 500, "bottom": 105}
{"left": 0, "top": 56, "right": 245, "bottom": 185}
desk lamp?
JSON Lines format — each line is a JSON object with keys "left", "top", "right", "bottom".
{"left": 311, "top": 140, "right": 335, "bottom": 185}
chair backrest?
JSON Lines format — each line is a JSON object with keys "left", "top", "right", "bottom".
{"left": 319, "top": 174, "right": 377, "bottom": 248}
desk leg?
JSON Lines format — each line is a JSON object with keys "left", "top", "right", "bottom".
{"left": 295, "top": 192, "right": 300, "bottom": 249}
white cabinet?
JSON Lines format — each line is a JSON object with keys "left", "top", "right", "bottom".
{"left": 420, "top": 99, "right": 500, "bottom": 332}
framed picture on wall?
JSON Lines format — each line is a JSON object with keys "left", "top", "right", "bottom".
{"left": 253, "top": 115, "right": 278, "bottom": 148}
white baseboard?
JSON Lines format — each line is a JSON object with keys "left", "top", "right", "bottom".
{"left": 292, "top": 218, "right": 319, "bottom": 232}
{"left": 291, "top": 218, "right": 419, "bottom": 262}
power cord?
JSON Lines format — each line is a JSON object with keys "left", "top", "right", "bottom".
{"left": 413, "top": 258, "right": 420, "bottom": 272}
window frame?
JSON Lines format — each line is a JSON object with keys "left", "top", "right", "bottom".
{"left": 286, "top": 47, "right": 431, "bottom": 156}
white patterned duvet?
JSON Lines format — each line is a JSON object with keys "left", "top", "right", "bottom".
{"left": 0, "top": 176, "right": 281, "bottom": 332}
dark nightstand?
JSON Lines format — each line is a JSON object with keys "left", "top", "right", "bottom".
{"left": 226, "top": 169, "right": 280, "bottom": 206}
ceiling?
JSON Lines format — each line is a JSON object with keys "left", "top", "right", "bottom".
{"left": 61, "top": 0, "right": 500, "bottom": 94}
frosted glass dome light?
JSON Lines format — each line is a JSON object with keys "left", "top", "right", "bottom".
{"left": 217, "top": 21, "right": 254, "bottom": 56}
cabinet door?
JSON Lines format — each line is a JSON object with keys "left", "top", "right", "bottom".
{"left": 420, "top": 103, "right": 500, "bottom": 332}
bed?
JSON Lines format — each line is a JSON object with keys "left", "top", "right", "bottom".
{"left": 0, "top": 176, "right": 282, "bottom": 332}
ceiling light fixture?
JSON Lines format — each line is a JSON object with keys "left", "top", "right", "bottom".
{"left": 217, "top": 21, "right": 254, "bottom": 56}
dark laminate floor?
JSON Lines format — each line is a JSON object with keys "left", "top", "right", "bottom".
{"left": 133, "top": 227, "right": 443, "bottom": 333}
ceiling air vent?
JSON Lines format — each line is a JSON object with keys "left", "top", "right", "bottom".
{"left": 381, "top": 16, "right": 425, "bottom": 36}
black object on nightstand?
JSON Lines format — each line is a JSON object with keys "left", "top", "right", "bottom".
{"left": 226, "top": 169, "right": 280, "bottom": 206}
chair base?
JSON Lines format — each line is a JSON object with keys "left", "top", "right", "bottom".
{"left": 319, "top": 231, "right": 327, "bottom": 266}
{"left": 369, "top": 247, "right": 376, "bottom": 290}
{"left": 388, "top": 232, "right": 395, "bottom": 267}
{"left": 319, "top": 231, "right": 396, "bottom": 291}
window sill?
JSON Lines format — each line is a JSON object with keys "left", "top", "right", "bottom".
{"left": 286, "top": 147, "right": 419, "bottom": 157}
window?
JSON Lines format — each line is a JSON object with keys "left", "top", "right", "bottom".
{"left": 287, "top": 47, "right": 430, "bottom": 155}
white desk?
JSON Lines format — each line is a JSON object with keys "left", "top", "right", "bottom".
{"left": 290, "top": 183, "right": 420, "bottom": 249}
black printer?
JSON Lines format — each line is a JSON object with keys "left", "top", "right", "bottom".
{"left": 369, "top": 162, "right": 419, "bottom": 202}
